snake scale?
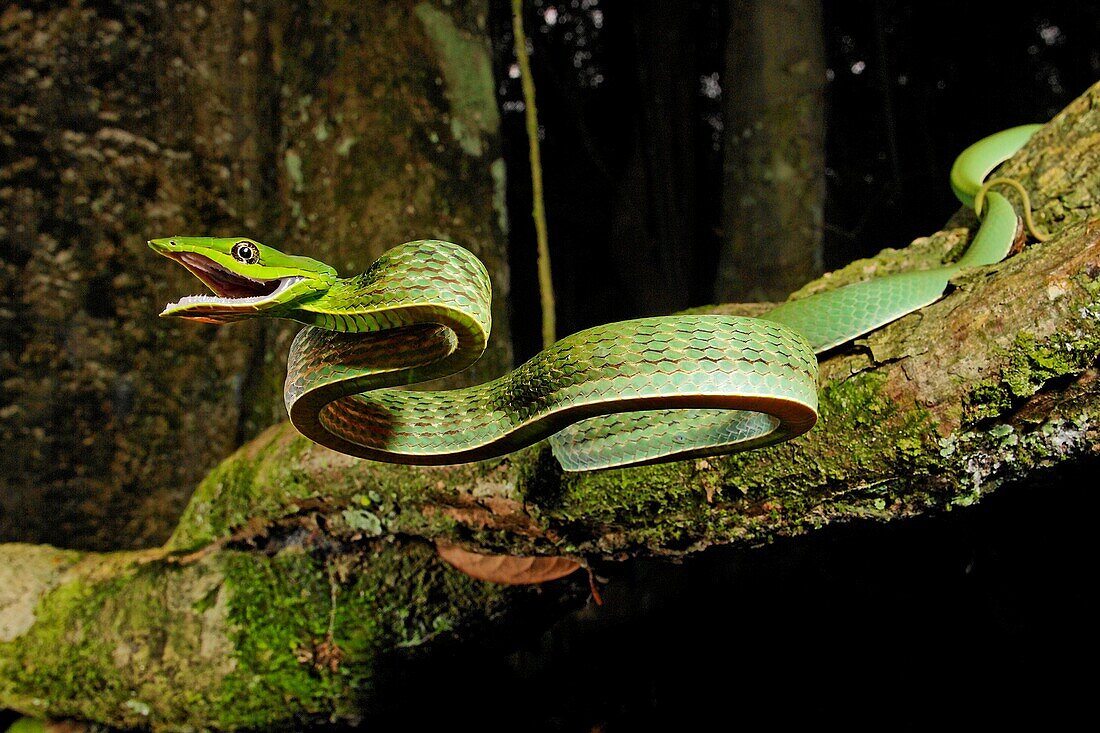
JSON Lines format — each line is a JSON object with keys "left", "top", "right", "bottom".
{"left": 151, "top": 125, "right": 1044, "bottom": 471}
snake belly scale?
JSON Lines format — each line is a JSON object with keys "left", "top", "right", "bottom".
{"left": 151, "top": 125, "right": 1043, "bottom": 471}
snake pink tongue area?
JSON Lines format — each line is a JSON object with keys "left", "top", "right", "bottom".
{"left": 173, "top": 251, "right": 281, "bottom": 299}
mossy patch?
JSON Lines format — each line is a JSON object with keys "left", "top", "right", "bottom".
{"left": 0, "top": 568, "right": 126, "bottom": 721}
{"left": 216, "top": 542, "right": 511, "bottom": 728}
{"left": 747, "top": 370, "right": 945, "bottom": 517}
{"left": 1, "top": 543, "right": 516, "bottom": 730}
{"left": 547, "top": 460, "right": 710, "bottom": 551}
{"left": 0, "top": 553, "right": 237, "bottom": 728}
{"left": 965, "top": 328, "right": 1100, "bottom": 422}
{"left": 168, "top": 422, "right": 527, "bottom": 555}
{"left": 534, "top": 369, "right": 946, "bottom": 552}
{"left": 215, "top": 550, "right": 348, "bottom": 727}
{"left": 170, "top": 448, "right": 263, "bottom": 551}
{"left": 1001, "top": 331, "right": 1097, "bottom": 398}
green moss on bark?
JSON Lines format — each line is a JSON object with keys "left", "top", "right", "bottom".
{"left": 214, "top": 541, "right": 510, "bottom": 726}
{"left": 526, "top": 369, "right": 946, "bottom": 553}
{"left": 207, "top": 542, "right": 512, "bottom": 729}
{"left": 965, "top": 327, "right": 1100, "bottom": 423}
{"left": 0, "top": 552, "right": 237, "bottom": 728}
{"left": 0, "top": 542, "right": 514, "bottom": 730}
{"left": 168, "top": 426, "right": 509, "bottom": 552}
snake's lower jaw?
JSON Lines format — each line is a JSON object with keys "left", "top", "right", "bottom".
{"left": 160, "top": 275, "right": 307, "bottom": 322}
{"left": 159, "top": 307, "right": 255, "bottom": 324}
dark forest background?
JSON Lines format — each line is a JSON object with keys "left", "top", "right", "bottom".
{"left": 501, "top": 0, "right": 1099, "bottom": 360}
{"left": 469, "top": 1, "right": 1099, "bottom": 728}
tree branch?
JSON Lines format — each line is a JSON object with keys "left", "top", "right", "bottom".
{"left": 3, "top": 83, "right": 1099, "bottom": 730}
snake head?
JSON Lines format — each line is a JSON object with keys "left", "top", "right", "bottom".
{"left": 149, "top": 236, "right": 337, "bottom": 323}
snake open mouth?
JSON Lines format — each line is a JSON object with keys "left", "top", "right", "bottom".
{"left": 163, "top": 252, "right": 303, "bottom": 312}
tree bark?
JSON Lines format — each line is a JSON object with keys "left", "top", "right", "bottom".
{"left": 715, "top": 0, "right": 826, "bottom": 301}
{"left": 0, "top": 0, "right": 511, "bottom": 550}
{"left": 2, "top": 67, "right": 1099, "bottom": 733}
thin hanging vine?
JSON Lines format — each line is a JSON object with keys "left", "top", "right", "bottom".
{"left": 511, "top": 0, "right": 556, "bottom": 347}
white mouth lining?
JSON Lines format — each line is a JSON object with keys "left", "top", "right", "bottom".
{"left": 166, "top": 276, "right": 305, "bottom": 310}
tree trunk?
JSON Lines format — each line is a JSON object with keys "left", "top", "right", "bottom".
{"left": 606, "top": 0, "right": 703, "bottom": 317}
{"left": 0, "top": 0, "right": 511, "bottom": 550}
{"left": 715, "top": 0, "right": 826, "bottom": 301}
{"left": 3, "top": 80, "right": 1098, "bottom": 731}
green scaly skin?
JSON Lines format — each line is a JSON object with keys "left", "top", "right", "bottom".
{"left": 151, "top": 125, "right": 1043, "bottom": 472}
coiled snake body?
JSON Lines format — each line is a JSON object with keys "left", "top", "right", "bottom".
{"left": 151, "top": 126, "right": 1043, "bottom": 471}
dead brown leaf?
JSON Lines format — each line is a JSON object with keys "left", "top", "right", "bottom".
{"left": 435, "top": 541, "right": 580, "bottom": 585}
{"left": 46, "top": 722, "right": 89, "bottom": 733}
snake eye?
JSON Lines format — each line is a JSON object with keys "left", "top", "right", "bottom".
{"left": 232, "top": 241, "right": 260, "bottom": 264}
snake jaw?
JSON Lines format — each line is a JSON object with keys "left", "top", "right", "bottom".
{"left": 160, "top": 251, "right": 306, "bottom": 321}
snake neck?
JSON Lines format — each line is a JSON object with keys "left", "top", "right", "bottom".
{"left": 286, "top": 275, "right": 491, "bottom": 359}
{"left": 284, "top": 276, "right": 373, "bottom": 332}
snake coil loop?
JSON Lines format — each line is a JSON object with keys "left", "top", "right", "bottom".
{"left": 153, "top": 125, "right": 1047, "bottom": 471}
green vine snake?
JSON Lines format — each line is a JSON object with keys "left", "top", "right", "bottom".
{"left": 151, "top": 125, "right": 1045, "bottom": 472}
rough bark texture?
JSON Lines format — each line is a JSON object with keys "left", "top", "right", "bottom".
{"left": 715, "top": 0, "right": 825, "bottom": 301}
{"left": 2, "top": 62, "right": 1099, "bottom": 733}
{"left": 0, "top": 0, "right": 510, "bottom": 550}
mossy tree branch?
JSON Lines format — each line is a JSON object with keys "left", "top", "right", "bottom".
{"left": 165, "top": 83, "right": 1100, "bottom": 560}
{"left": 3, "top": 84, "right": 1100, "bottom": 730}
